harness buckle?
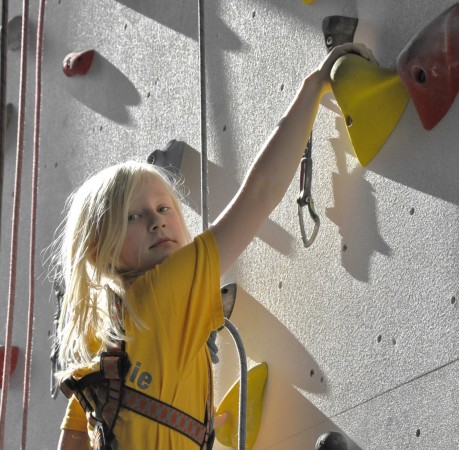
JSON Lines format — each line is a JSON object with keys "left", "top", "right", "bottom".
{"left": 100, "top": 351, "right": 130, "bottom": 381}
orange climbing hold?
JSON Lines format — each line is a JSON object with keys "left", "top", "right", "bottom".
{"left": 396, "top": 3, "right": 459, "bottom": 130}
{"left": 0, "top": 346, "right": 19, "bottom": 388}
{"left": 63, "top": 49, "right": 95, "bottom": 77}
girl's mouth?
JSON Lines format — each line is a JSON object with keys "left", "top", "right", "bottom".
{"left": 150, "top": 238, "right": 172, "bottom": 248}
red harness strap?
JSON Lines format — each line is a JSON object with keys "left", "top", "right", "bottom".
{"left": 122, "top": 385, "right": 210, "bottom": 446}
{"left": 60, "top": 351, "right": 214, "bottom": 449}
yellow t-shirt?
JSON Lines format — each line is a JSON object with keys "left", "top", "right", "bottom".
{"left": 61, "top": 230, "right": 224, "bottom": 449}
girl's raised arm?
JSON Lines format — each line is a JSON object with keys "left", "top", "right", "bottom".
{"left": 210, "top": 43, "right": 374, "bottom": 275}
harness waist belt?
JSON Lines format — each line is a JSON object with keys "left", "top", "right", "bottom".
{"left": 122, "top": 386, "right": 207, "bottom": 446}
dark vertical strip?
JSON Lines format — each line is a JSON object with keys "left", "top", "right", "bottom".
{"left": 198, "top": 0, "right": 208, "bottom": 231}
{"left": 0, "top": 0, "right": 9, "bottom": 242}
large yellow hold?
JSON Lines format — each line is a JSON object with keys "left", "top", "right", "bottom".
{"left": 215, "top": 362, "right": 268, "bottom": 450}
{"left": 330, "top": 53, "right": 409, "bottom": 166}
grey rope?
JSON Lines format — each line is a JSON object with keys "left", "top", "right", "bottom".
{"left": 198, "top": 1, "right": 248, "bottom": 448}
{"left": 224, "top": 319, "right": 247, "bottom": 450}
{"left": 198, "top": 0, "right": 209, "bottom": 230}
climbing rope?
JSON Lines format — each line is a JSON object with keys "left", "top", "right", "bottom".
{"left": 21, "top": 0, "right": 46, "bottom": 448}
{"left": 0, "top": 0, "right": 30, "bottom": 446}
{"left": 224, "top": 319, "right": 248, "bottom": 450}
{"left": 198, "top": 0, "right": 209, "bottom": 231}
{"left": 198, "top": 1, "right": 248, "bottom": 448}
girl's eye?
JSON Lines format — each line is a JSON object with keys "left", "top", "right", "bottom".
{"left": 158, "top": 206, "right": 170, "bottom": 213}
{"left": 128, "top": 213, "right": 141, "bottom": 222}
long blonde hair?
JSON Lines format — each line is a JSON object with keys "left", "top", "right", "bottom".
{"left": 54, "top": 161, "right": 191, "bottom": 370}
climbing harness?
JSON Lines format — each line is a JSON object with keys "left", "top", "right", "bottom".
{"left": 60, "top": 349, "right": 130, "bottom": 450}
{"left": 59, "top": 341, "right": 214, "bottom": 450}
{"left": 297, "top": 135, "right": 320, "bottom": 248}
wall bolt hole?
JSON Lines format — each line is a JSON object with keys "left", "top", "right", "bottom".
{"left": 377, "top": 335, "right": 382, "bottom": 343}
{"left": 409, "top": 207, "right": 415, "bottom": 215}
{"left": 416, "top": 429, "right": 421, "bottom": 437}
{"left": 452, "top": 296, "right": 456, "bottom": 305}
{"left": 412, "top": 67, "right": 427, "bottom": 84}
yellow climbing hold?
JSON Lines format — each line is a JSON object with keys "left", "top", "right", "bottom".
{"left": 302, "top": 0, "right": 314, "bottom": 4}
{"left": 330, "top": 53, "right": 409, "bottom": 166}
{"left": 215, "top": 362, "right": 268, "bottom": 450}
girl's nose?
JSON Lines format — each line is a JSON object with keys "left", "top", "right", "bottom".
{"left": 149, "top": 213, "right": 165, "bottom": 231}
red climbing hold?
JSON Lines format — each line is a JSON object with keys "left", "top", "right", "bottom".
{"left": 396, "top": 3, "right": 459, "bottom": 130}
{"left": 0, "top": 346, "right": 19, "bottom": 388}
{"left": 63, "top": 49, "right": 95, "bottom": 77}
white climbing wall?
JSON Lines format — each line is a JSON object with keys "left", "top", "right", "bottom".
{"left": 1, "top": 0, "right": 459, "bottom": 449}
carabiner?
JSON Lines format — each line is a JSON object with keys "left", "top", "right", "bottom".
{"left": 297, "top": 136, "right": 320, "bottom": 247}
{"left": 297, "top": 198, "right": 320, "bottom": 248}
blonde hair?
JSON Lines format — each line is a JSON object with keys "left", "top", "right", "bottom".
{"left": 54, "top": 160, "right": 191, "bottom": 370}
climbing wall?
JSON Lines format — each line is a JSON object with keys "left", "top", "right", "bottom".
{"left": 1, "top": 0, "right": 459, "bottom": 449}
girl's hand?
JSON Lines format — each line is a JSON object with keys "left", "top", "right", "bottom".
{"left": 316, "top": 42, "right": 377, "bottom": 93}
{"left": 57, "top": 430, "right": 90, "bottom": 450}
{"left": 214, "top": 411, "right": 229, "bottom": 428}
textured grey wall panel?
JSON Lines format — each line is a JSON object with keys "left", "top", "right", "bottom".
{"left": 1, "top": 0, "right": 459, "bottom": 449}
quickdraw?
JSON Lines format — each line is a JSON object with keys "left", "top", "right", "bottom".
{"left": 297, "top": 135, "right": 320, "bottom": 248}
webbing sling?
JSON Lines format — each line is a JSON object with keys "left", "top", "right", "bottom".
{"left": 60, "top": 350, "right": 214, "bottom": 449}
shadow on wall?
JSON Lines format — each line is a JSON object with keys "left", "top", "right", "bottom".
{"left": 325, "top": 94, "right": 459, "bottom": 283}
{"left": 220, "top": 288, "right": 361, "bottom": 450}
{"left": 369, "top": 101, "right": 459, "bottom": 207}
{"left": 324, "top": 110, "right": 391, "bottom": 283}
{"left": 117, "top": 0, "right": 246, "bottom": 197}
{"left": 64, "top": 52, "right": 141, "bottom": 125}
{"left": 203, "top": 1, "right": 248, "bottom": 179}
{"left": 179, "top": 144, "right": 295, "bottom": 255}
{"left": 115, "top": 0, "right": 243, "bottom": 51}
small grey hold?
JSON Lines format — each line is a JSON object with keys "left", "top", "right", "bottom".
{"left": 315, "top": 432, "right": 348, "bottom": 450}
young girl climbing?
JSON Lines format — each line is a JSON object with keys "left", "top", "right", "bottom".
{"left": 56, "top": 42, "right": 374, "bottom": 450}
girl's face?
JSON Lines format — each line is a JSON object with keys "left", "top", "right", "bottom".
{"left": 119, "top": 174, "right": 188, "bottom": 272}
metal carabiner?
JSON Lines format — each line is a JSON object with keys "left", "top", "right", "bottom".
{"left": 297, "top": 136, "right": 320, "bottom": 248}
